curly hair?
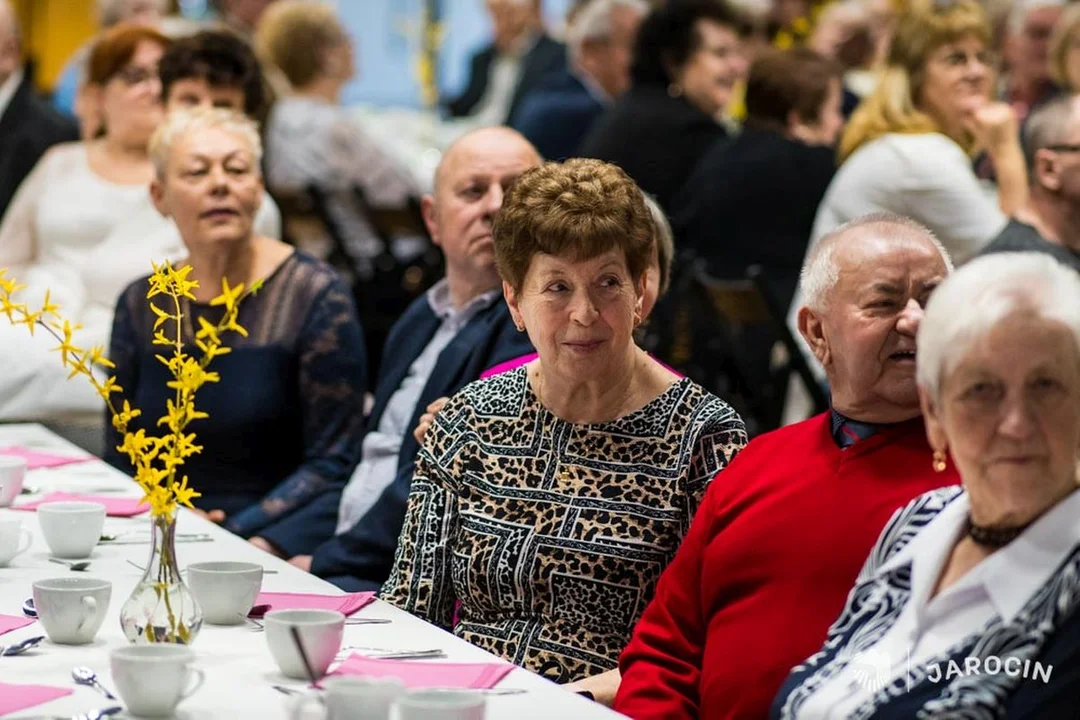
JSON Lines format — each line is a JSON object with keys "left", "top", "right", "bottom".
{"left": 630, "top": 0, "right": 748, "bottom": 86}
{"left": 493, "top": 159, "right": 654, "bottom": 293}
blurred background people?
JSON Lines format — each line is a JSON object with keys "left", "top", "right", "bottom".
{"left": 580, "top": 0, "right": 751, "bottom": 212}
{"left": 0, "top": 23, "right": 170, "bottom": 420}
{"left": 1048, "top": 3, "right": 1080, "bottom": 96}
{"left": 0, "top": 0, "right": 78, "bottom": 221}
{"left": 447, "top": 0, "right": 566, "bottom": 126}
{"left": 980, "top": 94, "right": 1080, "bottom": 271}
{"left": 512, "top": 0, "right": 649, "bottom": 160}
{"left": 211, "top": 0, "right": 280, "bottom": 40}
{"left": 1001, "top": 0, "right": 1064, "bottom": 123}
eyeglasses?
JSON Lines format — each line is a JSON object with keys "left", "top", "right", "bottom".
{"left": 113, "top": 65, "right": 159, "bottom": 87}
{"left": 1045, "top": 144, "right": 1080, "bottom": 153}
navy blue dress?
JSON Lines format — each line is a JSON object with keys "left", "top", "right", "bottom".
{"left": 104, "top": 252, "right": 367, "bottom": 549}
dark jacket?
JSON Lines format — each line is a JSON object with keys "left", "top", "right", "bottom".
{"left": 510, "top": 68, "right": 606, "bottom": 161}
{"left": 672, "top": 125, "right": 837, "bottom": 312}
{"left": 0, "top": 69, "right": 79, "bottom": 222}
{"left": 579, "top": 83, "right": 727, "bottom": 213}
{"left": 259, "top": 293, "right": 533, "bottom": 587}
{"left": 446, "top": 35, "right": 566, "bottom": 123}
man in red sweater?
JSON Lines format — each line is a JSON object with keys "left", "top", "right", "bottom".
{"left": 614, "top": 213, "right": 962, "bottom": 719}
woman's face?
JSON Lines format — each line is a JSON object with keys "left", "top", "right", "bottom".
{"left": 97, "top": 40, "right": 166, "bottom": 145}
{"left": 673, "top": 19, "right": 748, "bottom": 117}
{"left": 151, "top": 126, "right": 263, "bottom": 252}
{"left": 916, "top": 35, "right": 993, "bottom": 142}
{"left": 923, "top": 311, "right": 1080, "bottom": 527}
{"left": 505, "top": 250, "right": 644, "bottom": 381}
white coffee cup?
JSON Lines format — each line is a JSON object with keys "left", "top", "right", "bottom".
{"left": 289, "top": 676, "right": 405, "bottom": 720}
{"left": 0, "top": 516, "right": 31, "bottom": 566}
{"left": 187, "top": 561, "right": 263, "bottom": 625}
{"left": 265, "top": 609, "right": 345, "bottom": 680}
{"left": 396, "top": 689, "right": 486, "bottom": 720}
{"left": 110, "top": 644, "right": 205, "bottom": 718}
{"left": 0, "top": 456, "right": 27, "bottom": 507}
{"left": 38, "top": 501, "right": 105, "bottom": 558}
{"left": 32, "top": 577, "right": 111, "bottom": 645}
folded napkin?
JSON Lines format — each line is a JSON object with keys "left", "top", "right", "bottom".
{"left": 0, "top": 614, "right": 35, "bottom": 637}
{"left": 251, "top": 592, "right": 375, "bottom": 617}
{"left": 12, "top": 492, "right": 148, "bottom": 517}
{"left": 0, "top": 681, "right": 73, "bottom": 716}
{"left": 331, "top": 653, "right": 514, "bottom": 689}
{"left": 0, "top": 446, "right": 93, "bottom": 470}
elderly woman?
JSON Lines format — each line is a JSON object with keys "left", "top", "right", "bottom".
{"left": 0, "top": 24, "right": 170, "bottom": 420}
{"left": 580, "top": 0, "right": 750, "bottom": 212}
{"left": 105, "top": 108, "right": 367, "bottom": 550}
{"left": 772, "top": 252, "right": 1080, "bottom": 718}
{"left": 809, "top": 0, "right": 1025, "bottom": 265}
{"left": 381, "top": 159, "right": 746, "bottom": 703}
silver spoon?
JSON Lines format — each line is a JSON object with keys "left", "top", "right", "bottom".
{"left": 50, "top": 558, "right": 91, "bottom": 571}
{"left": 72, "top": 666, "right": 118, "bottom": 700}
{"left": 0, "top": 635, "right": 45, "bottom": 656}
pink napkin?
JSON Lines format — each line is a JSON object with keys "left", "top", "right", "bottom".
{"left": 331, "top": 653, "right": 514, "bottom": 689}
{"left": 0, "top": 446, "right": 93, "bottom": 470}
{"left": 11, "top": 492, "right": 148, "bottom": 517}
{"left": 251, "top": 592, "right": 375, "bottom": 617}
{"left": 0, "top": 681, "right": 73, "bottom": 716}
{"left": 0, "top": 614, "right": 35, "bottom": 637}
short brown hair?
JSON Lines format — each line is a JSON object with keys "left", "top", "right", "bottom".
{"left": 86, "top": 23, "right": 170, "bottom": 86}
{"left": 745, "top": 48, "right": 842, "bottom": 131}
{"left": 494, "top": 159, "right": 654, "bottom": 292}
{"left": 255, "top": 0, "right": 346, "bottom": 88}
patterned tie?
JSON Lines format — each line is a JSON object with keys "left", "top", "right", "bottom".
{"left": 831, "top": 409, "right": 879, "bottom": 449}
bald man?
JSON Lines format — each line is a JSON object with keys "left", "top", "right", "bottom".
{"left": 616, "top": 213, "right": 962, "bottom": 720}
{"left": 0, "top": 0, "right": 78, "bottom": 220}
{"left": 252, "top": 128, "right": 541, "bottom": 590}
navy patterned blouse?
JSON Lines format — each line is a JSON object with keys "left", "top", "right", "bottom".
{"left": 104, "top": 252, "right": 367, "bottom": 546}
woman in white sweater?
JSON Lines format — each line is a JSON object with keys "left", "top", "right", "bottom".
{"left": 810, "top": 0, "right": 1026, "bottom": 261}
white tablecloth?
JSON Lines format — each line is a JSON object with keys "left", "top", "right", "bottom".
{"left": 0, "top": 424, "right": 624, "bottom": 719}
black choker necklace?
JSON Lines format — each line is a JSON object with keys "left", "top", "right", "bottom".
{"left": 964, "top": 515, "right": 1030, "bottom": 548}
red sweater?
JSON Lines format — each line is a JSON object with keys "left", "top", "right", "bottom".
{"left": 614, "top": 413, "right": 959, "bottom": 720}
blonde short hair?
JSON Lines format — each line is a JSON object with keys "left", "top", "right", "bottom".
{"left": 254, "top": 0, "right": 346, "bottom": 88}
{"left": 149, "top": 107, "right": 263, "bottom": 179}
{"left": 917, "top": 252, "right": 1080, "bottom": 401}
{"left": 1049, "top": 4, "right": 1080, "bottom": 90}
{"left": 838, "top": 0, "right": 991, "bottom": 163}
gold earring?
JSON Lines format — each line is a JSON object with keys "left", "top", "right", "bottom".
{"left": 933, "top": 450, "right": 947, "bottom": 473}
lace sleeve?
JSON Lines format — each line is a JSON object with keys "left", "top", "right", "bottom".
{"left": 226, "top": 277, "right": 368, "bottom": 537}
{"left": 378, "top": 415, "right": 459, "bottom": 630}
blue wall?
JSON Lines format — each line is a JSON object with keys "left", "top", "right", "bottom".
{"left": 337, "top": 0, "right": 572, "bottom": 109}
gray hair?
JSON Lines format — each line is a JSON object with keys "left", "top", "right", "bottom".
{"left": 149, "top": 107, "right": 263, "bottom": 179}
{"left": 1008, "top": 0, "right": 1066, "bottom": 35}
{"left": 566, "top": 0, "right": 648, "bottom": 56}
{"left": 97, "top": 0, "right": 168, "bottom": 27}
{"left": 643, "top": 192, "right": 674, "bottom": 295}
{"left": 917, "top": 252, "right": 1080, "bottom": 401}
{"left": 1022, "top": 93, "right": 1080, "bottom": 176}
{"left": 801, "top": 213, "right": 953, "bottom": 311}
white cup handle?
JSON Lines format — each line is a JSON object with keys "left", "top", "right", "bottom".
{"left": 181, "top": 666, "right": 205, "bottom": 700}
{"left": 14, "top": 528, "right": 31, "bottom": 556}
{"left": 288, "top": 691, "right": 326, "bottom": 720}
{"left": 77, "top": 596, "right": 98, "bottom": 636}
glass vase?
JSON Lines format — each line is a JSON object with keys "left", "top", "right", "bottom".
{"left": 119, "top": 509, "right": 202, "bottom": 644}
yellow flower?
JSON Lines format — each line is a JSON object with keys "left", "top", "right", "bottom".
{"left": 15, "top": 306, "right": 41, "bottom": 335}
{"left": 168, "top": 264, "right": 198, "bottom": 301}
{"left": 99, "top": 375, "right": 122, "bottom": 397}
{"left": 210, "top": 277, "right": 244, "bottom": 313}
{"left": 39, "top": 289, "right": 60, "bottom": 319}
{"left": 88, "top": 345, "right": 115, "bottom": 370}
{"left": 150, "top": 302, "right": 174, "bottom": 331}
{"left": 52, "top": 320, "right": 82, "bottom": 367}
{"left": 195, "top": 316, "right": 220, "bottom": 344}
{"left": 0, "top": 295, "right": 24, "bottom": 323}
{"left": 171, "top": 475, "right": 201, "bottom": 509}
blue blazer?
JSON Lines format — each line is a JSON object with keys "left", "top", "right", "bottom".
{"left": 260, "top": 293, "right": 533, "bottom": 585}
{"left": 511, "top": 69, "right": 606, "bottom": 161}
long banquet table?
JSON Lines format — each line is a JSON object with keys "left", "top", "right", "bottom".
{"left": 0, "top": 424, "right": 625, "bottom": 719}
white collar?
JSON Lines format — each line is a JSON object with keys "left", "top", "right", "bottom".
{"left": 426, "top": 278, "right": 500, "bottom": 322}
{"left": 879, "top": 488, "right": 1080, "bottom": 624}
{"left": 573, "top": 67, "right": 613, "bottom": 105}
{"left": 0, "top": 66, "right": 25, "bottom": 123}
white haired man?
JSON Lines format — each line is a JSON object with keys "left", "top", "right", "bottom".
{"left": 512, "top": 0, "right": 648, "bottom": 160}
{"left": 1003, "top": 0, "right": 1065, "bottom": 123}
{"left": 980, "top": 93, "right": 1080, "bottom": 272}
{"left": 0, "top": 0, "right": 77, "bottom": 220}
{"left": 615, "top": 213, "right": 960, "bottom": 720}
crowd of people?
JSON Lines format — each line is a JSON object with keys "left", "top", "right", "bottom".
{"left": 1, "top": 0, "right": 1080, "bottom": 716}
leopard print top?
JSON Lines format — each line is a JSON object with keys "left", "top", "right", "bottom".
{"left": 380, "top": 366, "right": 747, "bottom": 683}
